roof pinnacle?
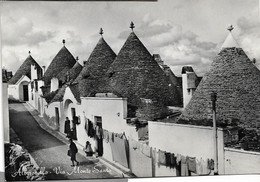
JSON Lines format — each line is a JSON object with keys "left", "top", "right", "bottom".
{"left": 227, "top": 25, "right": 234, "bottom": 32}
{"left": 62, "top": 39, "right": 65, "bottom": 46}
{"left": 130, "top": 21, "right": 135, "bottom": 32}
{"left": 99, "top": 28, "right": 104, "bottom": 37}
{"left": 28, "top": 51, "right": 31, "bottom": 55}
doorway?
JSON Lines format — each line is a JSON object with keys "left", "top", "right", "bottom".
{"left": 95, "top": 116, "right": 103, "bottom": 156}
{"left": 23, "top": 85, "right": 29, "bottom": 101}
{"left": 55, "top": 107, "right": 60, "bottom": 130}
{"left": 71, "top": 108, "right": 78, "bottom": 140}
{"left": 71, "top": 108, "right": 76, "bottom": 118}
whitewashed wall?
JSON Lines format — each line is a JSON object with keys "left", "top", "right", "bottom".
{"left": 41, "top": 87, "right": 139, "bottom": 167}
{"left": 182, "top": 72, "right": 196, "bottom": 108}
{"left": 148, "top": 121, "right": 225, "bottom": 175}
{"left": 50, "top": 77, "right": 59, "bottom": 92}
{"left": 224, "top": 148, "right": 260, "bottom": 174}
{"left": 8, "top": 85, "right": 19, "bottom": 100}
{"left": 28, "top": 86, "right": 35, "bottom": 108}
{"left": 30, "top": 64, "right": 38, "bottom": 80}
{"left": 62, "top": 87, "right": 81, "bottom": 134}
{"left": 8, "top": 76, "right": 30, "bottom": 101}
{"left": 37, "top": 80, "right": 44, "bottom": 116}
{"left": 18, "top": 76, "right": 31, "bottom": 101}
{"left": 76, "top": 97, "right": 138, "bottom": 164}
{"left": 43, "top": 101, "right": 62, "bottom": 130}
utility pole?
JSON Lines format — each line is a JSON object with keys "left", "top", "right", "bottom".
{"left": 211, "top": 92, "right": 218, "bottom": 175}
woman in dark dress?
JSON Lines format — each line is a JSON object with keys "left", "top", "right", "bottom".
{"left": 69, "top": 139, "right": 79, "bottom": 166}
{"left": 64, "top": 117, "right": 71, "bottom": 138}
{"left": 71, "top": 116, "right": 78, "bottom": 140}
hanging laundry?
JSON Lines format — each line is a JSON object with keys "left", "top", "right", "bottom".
{"left": 176, "top": 153, "right": 182, "bottom": 163}
{"left": 195, "top": 158, "right": 203, "bottom": 175}
{"left": 87, "top": 120, "right": 95, "bottom": 138}
{"left": 100, "top": 128, "right": 103, "bottom": 138}
{"left": 103, "top": 130, "right": 109, "bottom": 143}
{"left": 158, "top": 150, "right": 166, "bottom": 166}
{"left": 111, "top": 132, "right": 114, "bottom": 142}
{"left": 181, "top": 156, "right": 189, "bottom": 176}
{"left": 170, "top": 153, "right": 177, "bottom": 169}
{"left": 175, "top": 153, "right": 182, "bottom": 176}
{"left": 165, "top": 152, "right": 171, "bottom": 168}
{"left": 110, "top": 133, "right": 129, "bottom": 168}
{"left": 84, "top": 117, "right": 88, "bottom": 132}
{"left": 95, "top": 125, "right": 102, "bottom": 139}
{"left": 207, "top": 159, "right": 214, "bottom": 170}
{"left": 129, "top": 139, "right": 152, "bottom": 177}
{"left": 118, "top": 133, "right": 124, "bottom": 139}
{"left": 196, "top": 158, "right": 211, "bottom": 175}
{"left": 187, "top": 156, "right": 196, "bottom": 173}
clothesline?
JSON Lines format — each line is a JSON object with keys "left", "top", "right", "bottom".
{"left": 83, "top": 117, "right": 214, "bottom": 176}
{"left": 129, "top": 137, "right": 214, "bottom": 176}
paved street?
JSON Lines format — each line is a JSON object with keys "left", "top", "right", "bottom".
{"left": 9, "top": 103, "right": 121, "bottom": 180}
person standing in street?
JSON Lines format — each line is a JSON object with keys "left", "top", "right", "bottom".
{"left": 64, "top": 117, "right": 71, "bottom": 138}
{"left": 71, "top": 116, "right": 78, "bottom": 140}
{"left": 84, "top": 141, "right": 93, "bottom": 157}
{"left": 69, "top": 139, "right": 79, "bottom": 167}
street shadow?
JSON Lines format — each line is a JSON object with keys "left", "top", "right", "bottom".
{"left": 9, "top": 105, "right": 65, "bottom": 153}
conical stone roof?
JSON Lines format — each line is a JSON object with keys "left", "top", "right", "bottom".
{"left": 43, "top": 46, "right": 76, "bottom": 86}
{"left": 57, "top": 61, "right": 83, "bottom": 85}
{"left": 69, "top": 62, "right": 83, "bottom": 81}
{"left": 9, "top": 55, "right": 42, "bottom": 84}
{"left": 107, "top": 32, "right": 181, "bottom": 108}
{"left": 76, "top": 37, "right": 116, "bottom": 97}
{"left": 179, "top": 43, "right": 260, "bottom": 129}
{"left": 221, "top": 31, "right": 240, "bottom": 49}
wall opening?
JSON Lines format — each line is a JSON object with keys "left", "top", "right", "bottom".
{"left": 23, "top": 85, "right": 29, "bottom": 101}
{"left": 55, "top": 107, "right": 60, "bottom": 130}
{"left": 94, "top": 116, "right": 103, "bottom": 156}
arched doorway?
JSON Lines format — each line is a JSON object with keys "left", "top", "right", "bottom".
{"left": 63, "top": 99, "right": 78, "bottom": 139}
{"left": 64, "top": 99, "right": 73, "bottom": 119}
{"left": 19, "top": 81, "right": 29, "bottom": 102}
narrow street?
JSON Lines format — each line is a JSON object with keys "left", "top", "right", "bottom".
{"left": 9, "top": 102, "right": 121, "bottom": 180}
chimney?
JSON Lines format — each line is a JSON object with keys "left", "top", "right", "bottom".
{"left": 252, "top": 58, "right": 256, "bottom": 64}
{"left": 182, "top": 66, "right": 197, "bottom": 108}
{"left": 42, "top": 66, "right": 46, "bottom": 75}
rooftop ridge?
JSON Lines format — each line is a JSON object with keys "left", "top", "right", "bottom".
{"left": 8, "top": 54, "right": 42, "bottom": 84}
{"left": 43, "top": 44, "right": 76, "bottom": 86}
{"left": 179, "top": 47, "right": 260, "bottom": 129}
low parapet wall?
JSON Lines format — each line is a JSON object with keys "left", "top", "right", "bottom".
{"left": 224, "top": 147, "right": 260, "bottom": 174}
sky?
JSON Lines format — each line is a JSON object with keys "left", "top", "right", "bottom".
{"left": 1, "top": 0, "right": 260, "bottom": 76}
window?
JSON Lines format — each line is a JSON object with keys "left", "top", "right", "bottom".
{"left": 59, "top": 80, "right": 62, "bottom": 88}
{"left": 187, "top": 88, "right": 191, "bottom": 95}
{"left": 31, "top": 82, "right": 34, "bottom": 90}
{"left": 35, "top": 81, "right": 38, "bottom": 91}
